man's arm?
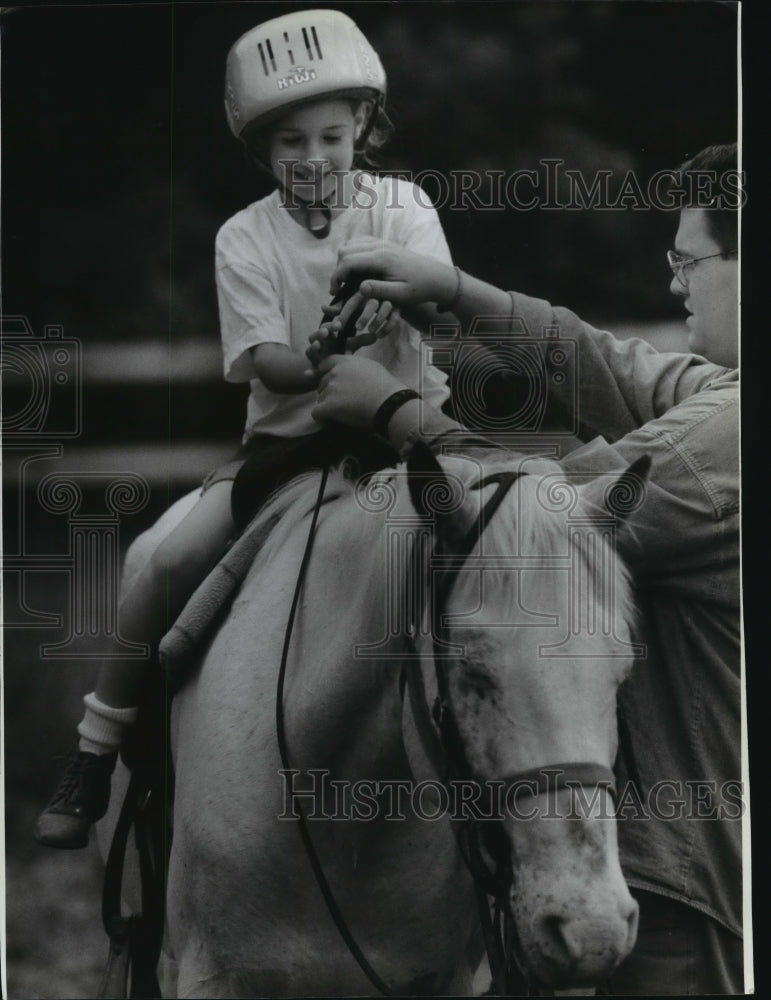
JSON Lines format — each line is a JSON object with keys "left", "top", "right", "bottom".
{"left": 562, "top": 384, "right": 739, "bottom": 580}
{"left": 326, "top": 240, "right": 728, "bottom": 439}
{"left": 312, "top": 354, "right": 459, "bottom": 448}
{"left": 313, "top": 351, "right": 738, "bottom": 579}
{"left": 507, "top": 291, "right": 729, "bottom": 441}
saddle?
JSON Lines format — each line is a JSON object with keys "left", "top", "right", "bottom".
{"left": 158, "top": 508, "right": 282, "bottom": 686}
{"left": 161, "top": 428, "right": 398, "bottom": 680}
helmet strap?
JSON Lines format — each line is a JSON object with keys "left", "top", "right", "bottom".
{"left": 305, "top": 205, "right": 332, "bottom": 239}
{"left": 240, "top": 97, "right": 385, "bottom": 239}
{"left": 240, "top": 144, "right": 327, "bottom": 236}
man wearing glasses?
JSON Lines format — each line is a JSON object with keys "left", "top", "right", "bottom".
{"left": 309, "top": 142, "right": 743, "bottom": 993}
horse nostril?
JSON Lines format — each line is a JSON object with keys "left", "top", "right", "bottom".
{"left": 539, "top": 905, "right": 637, "bottom": 968}
{"left": 624, "top": 897, "right": 640, "bottom": 952}
{"left": 540, "top": 914, "right": 581, "bottom": 963}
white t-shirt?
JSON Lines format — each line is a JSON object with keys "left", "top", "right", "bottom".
{"left": 215, "top": 174, "right": 452, "bottom": 440}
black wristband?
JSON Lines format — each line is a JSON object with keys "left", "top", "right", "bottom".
{"left": 372, "top": 389, "right": 421, "bottom": 440}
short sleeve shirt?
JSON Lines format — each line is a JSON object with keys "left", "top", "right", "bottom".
{"left": 216, "top": 174, "right": 451, "bottom": 440}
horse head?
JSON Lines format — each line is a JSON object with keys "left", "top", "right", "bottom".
{"left": 400, "top": 440, "right": 648, "bottom": 989}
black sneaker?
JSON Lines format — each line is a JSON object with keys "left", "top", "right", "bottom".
{"left": 34, "top": 750, "right": 117, "bottom": 849}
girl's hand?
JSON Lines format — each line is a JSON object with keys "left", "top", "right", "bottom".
{"left": 348, "top": 295, "right": 401, "bottom": 351}
{"left": 329, "top": 238, "right": 457, "bottom": 309}
{"left": 311, "top": 354, "right": 407, "bottom": 429}
{"left": 306, "top": 317, "right": 343, "bottom": 367}
{"left": 307, "top": 293, "right": 402, "bottom": 365}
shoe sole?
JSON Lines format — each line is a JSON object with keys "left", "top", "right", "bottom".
{"left": 33, "top": 824, "right": 90, "bottom": 850}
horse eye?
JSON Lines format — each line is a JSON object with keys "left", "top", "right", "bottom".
{"left": 455, "top": 662, "right": 498, "bottom": 700}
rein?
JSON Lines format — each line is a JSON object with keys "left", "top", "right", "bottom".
{"left": 274, "top": 276, "right": 396, "bottom": 996}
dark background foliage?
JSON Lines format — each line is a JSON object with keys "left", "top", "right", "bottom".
{"left": 3, "top": 1, "right": 737, "bottom": 341}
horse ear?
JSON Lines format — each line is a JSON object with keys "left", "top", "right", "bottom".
{"left": 406, "top": 441, "right": 449, "bottom": 520}
{"left": 604, "top": 454, "right": 651, "bottom": 524}
{"left": 405, "top": 441, "right": 468, "bottom": 543}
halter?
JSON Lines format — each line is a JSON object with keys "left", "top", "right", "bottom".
{"left": 277, "top": 455, "right": 617, "bottom": 996}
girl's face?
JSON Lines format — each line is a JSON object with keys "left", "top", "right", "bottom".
{"left": 268, "top": 99, "right": 364, "bottom": 203}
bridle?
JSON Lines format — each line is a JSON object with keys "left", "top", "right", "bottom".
{"left": 400, "top": 467, "right": 617, "bottom": 994}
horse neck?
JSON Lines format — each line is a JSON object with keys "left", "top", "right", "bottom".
{"left": 276, "top": 476, "right": 412, "bottom": 782}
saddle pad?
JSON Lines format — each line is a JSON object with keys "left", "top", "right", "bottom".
{"left": 158, "top": 511, "right": 280, "bottom": 681}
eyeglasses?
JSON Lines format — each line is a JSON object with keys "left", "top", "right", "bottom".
{"left": 667, "top": 249, "right": 738, "bottom": 288}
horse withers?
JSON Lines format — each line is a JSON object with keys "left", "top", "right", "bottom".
{"left": 122, "top": 440, "right": 646, "bottom": 997}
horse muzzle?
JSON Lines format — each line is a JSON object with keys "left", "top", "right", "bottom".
{"left": 504, "top": 794, "right": 639, "bottom": 989}
{"left": 515, "top": 892, "right": 639, "bottom": 988}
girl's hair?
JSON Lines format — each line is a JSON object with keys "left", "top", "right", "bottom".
{"left": 241, "top": 96, "right": 393, "bottom": 175}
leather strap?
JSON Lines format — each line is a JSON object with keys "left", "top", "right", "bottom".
{"left": 99, "top": 773, "right": 163, "bottom": 999}
{"left": 276, "top": 467, "right": 395, "bottom": 996}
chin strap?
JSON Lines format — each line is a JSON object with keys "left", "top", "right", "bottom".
{"left": 239, "top": 145, "right": 335, "bottom": 238}
{"left": 306, "top": 204, "right": 332, "bottom": 239}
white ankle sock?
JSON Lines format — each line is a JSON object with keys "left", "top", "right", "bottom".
{"left": 77, "top": 692, "right": 138, "bottom": 755}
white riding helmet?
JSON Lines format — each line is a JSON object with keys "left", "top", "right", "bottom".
{"left": 225, "top": 9, "right": 387, "bottom": 139}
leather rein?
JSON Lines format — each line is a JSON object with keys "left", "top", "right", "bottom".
{"left": 276, "top": 461, "right": 617, "bottom": 996}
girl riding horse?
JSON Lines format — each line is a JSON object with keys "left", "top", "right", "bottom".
{"left": 35, "top": 8, "right": 452, "bottom": 849}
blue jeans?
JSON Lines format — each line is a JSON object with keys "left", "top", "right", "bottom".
{"left": 605, "top": 890, "right": 744, "bottom": 995}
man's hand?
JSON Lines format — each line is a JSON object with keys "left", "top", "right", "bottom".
{"left": 329, "top": 238, "right": 458, "bottom": 309}
{"left": 311, "top": 354, "right": 407, "bottom": 428}
{"left": 306, "top": 291, "right": 402, "bottom": 366}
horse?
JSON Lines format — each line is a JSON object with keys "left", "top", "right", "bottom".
{"left": 119, "top": 438, "right": 646, "bottom": 997}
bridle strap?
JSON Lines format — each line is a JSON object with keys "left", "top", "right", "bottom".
{"left": 454, "top": 470, "right": 524, "bottom": 563}
{"left": 430, "top": 471, "right": 524, "bottom": 712}
{"left": 399, "top": 652, "right": 447, "bottom": 781}
{"left": 276, "top": 468, "right": 395, "bottom": 996}
{"left": 503, "top": 762, "right": 617, "bottom": 801}
{"left": 403, "top": 469, "right": 618, "bottom": 995}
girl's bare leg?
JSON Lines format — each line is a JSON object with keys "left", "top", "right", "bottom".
{"left": 35, "top": 480, "right": 236, "bottom": 847}
{"left": 93, "top": 480, "right": 235, "bottom": 707}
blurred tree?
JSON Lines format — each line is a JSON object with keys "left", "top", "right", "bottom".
{"left": 3, "top": 2, "right": 737, "bottom": 341}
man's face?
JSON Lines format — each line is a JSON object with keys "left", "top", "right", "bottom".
{"left": 670, "top": 207, "right": 738, "bottom": 368}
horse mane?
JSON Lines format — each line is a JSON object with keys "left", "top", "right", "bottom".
{"left": 244, "top": 448, "right": 636, "bottom": 642}
{"left": 449, "top": 449, "right": 637, "bottom": 643}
